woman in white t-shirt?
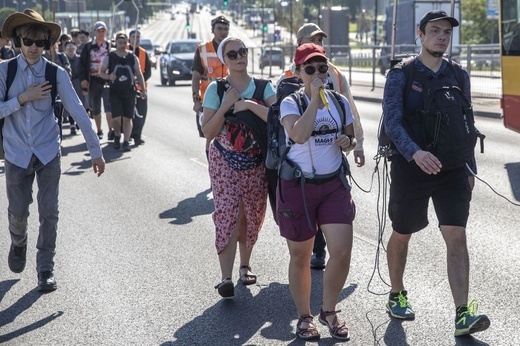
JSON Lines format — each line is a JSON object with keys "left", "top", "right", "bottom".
{"left": 202, "top": 37, "right": 277, "bottom": 300}
{"left": 278, "top": 43, "right": 356, "bottom": 341}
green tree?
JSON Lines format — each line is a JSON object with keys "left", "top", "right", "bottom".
{"left": 461, "top": 0, "right": 499, "bottom": 44}
{"left": 0, "top": 8, "right": 16, "bottom": 27}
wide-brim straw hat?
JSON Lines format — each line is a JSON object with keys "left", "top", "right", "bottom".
{"left": 1, "top": 9, "right": 61, "bottom": 43}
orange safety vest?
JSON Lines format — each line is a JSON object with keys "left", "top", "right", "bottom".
{"left": 198, "top": 41, "right": 227, "bottom": 101}
{"left": 128, "top": 45, "right": 148, "bottom": 90}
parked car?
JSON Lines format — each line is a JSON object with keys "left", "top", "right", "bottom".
{"left": 159, "top": 39, "right": 202, "bottom": 86}
{"left": 140, "top": 38, "right": 157, "bottom": 69}
{"left": 259, "top": 47, "right": 285, "bottom": 70}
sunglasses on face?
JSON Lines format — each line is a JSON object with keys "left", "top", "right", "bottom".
{"left": 21, "top": 37, "right": 47, "bottom": 47}
{"left": 225, "top": 47, "right": 248, "bottom": 60}
{"left": 303, "top": 64, "right": 329, "bottom": 75}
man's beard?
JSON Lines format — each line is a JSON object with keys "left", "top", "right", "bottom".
{"left": 425, "top": 48, "right": 445, "bottom": 58}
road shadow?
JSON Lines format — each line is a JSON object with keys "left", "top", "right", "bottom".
{"left": 61, "top": 140, "right": 131, "bottom": 176}
{"left": 0, "top": 311, "right": 64, "bottom": 344}
{"left": 162, "top": 280, "right": 358, "bottom": 345}
{"left": 0, "top": 279, "right": 19, "bottom": 303}
{"left": 159, "top": 188, "right": 214, "bottom": 224}
{"left": 0, "top": 281, "right": 63, "bottom": 342}
{"left": 505, "top": 162, "right": 520, "bottom": 201}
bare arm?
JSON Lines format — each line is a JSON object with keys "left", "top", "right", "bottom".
{"left": 134, "top": 58, "right": 147, "bottom": 99}
{"left": 283, "top": 79, "right": 322, "bottom": 144}
{"left": 201, "top": 86, "right": 241, "bottom": 140}
{"left": 232, "top": 94, "right": 277, "bottom": 122}
{"left": 98, "top": 56, "right": 112, "bottom": 81}
{"left": 192, "top": 70, "right": 202, "bottom": 113}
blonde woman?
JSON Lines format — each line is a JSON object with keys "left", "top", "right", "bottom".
{"left": 202, "top": 37, "right": 277, "bottom": 299}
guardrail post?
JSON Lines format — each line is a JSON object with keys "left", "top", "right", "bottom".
{"left": 348, "top": 45, "right": 352, "bottom": 87}
{"left": 466, "top": 45, "right": 472, "bottom": 76}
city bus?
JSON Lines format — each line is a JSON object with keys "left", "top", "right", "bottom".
{"left": 500, "top": 0, "right": 520, "bottom": 133}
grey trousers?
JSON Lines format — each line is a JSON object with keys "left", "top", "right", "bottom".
{"left": 6, "top": 153, "right": 61, "bottom": 273}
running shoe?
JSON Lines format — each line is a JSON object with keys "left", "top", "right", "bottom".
{"left": 386, "top": 290, "right": 415, "bottom": 320}
{"left": 454, "top": 300, "right": 490, "bottom": 336}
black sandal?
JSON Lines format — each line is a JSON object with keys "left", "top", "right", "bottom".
{"left": 214, "top": 278, "right": 234, "bottom": 299}
{"left": 296, "top": 314, "right": 320, "bottom": 340}
{"left": 238, "top": 265, "right": 257, "bottom": 286}
{"left": 318, "top": 308, "right": 350, "bottom": 340}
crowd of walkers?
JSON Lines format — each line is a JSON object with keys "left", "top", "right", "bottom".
{"left": 0, "top": 8, "right": 491, "bottom": 343}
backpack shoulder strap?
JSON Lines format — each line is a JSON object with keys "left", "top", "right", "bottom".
{"left": 216, "top": 78, "right": 228, "bottom": 104}
{"left": 252, "top": 77, "right": 269, "bottom": 102}
{"left": 445, "top": 59, "right": 466, "bottom": 92}
{"left": 5, "top": 58, "right": 18, "bottom": 102}
{"left": 401, "top": 57, "right": 416, "bottom": 103}
{"left": 45, "top": 61, "right": 58, "bottom": 106}
{"left": 327, "top": 90, "right": 346, "bottom": 128}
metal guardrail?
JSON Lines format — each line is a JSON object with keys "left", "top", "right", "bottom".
{"left": 249, "top": 44, "right": 502, "bottom": 99}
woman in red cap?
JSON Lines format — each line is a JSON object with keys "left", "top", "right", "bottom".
{"left": 278, "top": 43, "right": 356, "bottom": 341}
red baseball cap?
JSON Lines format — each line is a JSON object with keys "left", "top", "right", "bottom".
{"left": 294, "top": 43, "right": 328, "bottom": 65}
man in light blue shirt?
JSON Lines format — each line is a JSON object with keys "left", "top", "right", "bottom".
{"left": 0, "top": 9, "right": 105, "bottom": 292}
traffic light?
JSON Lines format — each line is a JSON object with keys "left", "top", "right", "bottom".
{"left": 186, "top": 24, "right": 191, "bottom": 30}
{"left": 263, "top": 24, "right": 268, "bottom": 32}
{"left": 223, "top": 0, "right": 228, "bottom": 6}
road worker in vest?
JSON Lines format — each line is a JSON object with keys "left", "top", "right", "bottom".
{"left": 191, "top": 15, "right": 229, "bottom": 161}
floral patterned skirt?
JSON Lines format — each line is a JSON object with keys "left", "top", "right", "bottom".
{"left": 209, "top": 135, "right": 269, "bottom": 254}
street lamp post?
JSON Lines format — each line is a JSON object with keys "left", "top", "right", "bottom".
{"left": 77, "top": 0, "right": 81, "bottom": 29}
{"left": 289, "top": 0, "right": 293, "bottom": 45}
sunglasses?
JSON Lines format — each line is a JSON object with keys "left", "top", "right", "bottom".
{"left": 21, "top": 37, "right": 47, "bottom": 47}
{"left": 303, "top": 64, "right": 329, "bottom": 75}
{"left": 225, "top": 47, "right": 248, "bottom": 60}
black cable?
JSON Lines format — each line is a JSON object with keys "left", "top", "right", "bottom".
{"left": 466, "top": 163, "right": 520, "bottom": 207}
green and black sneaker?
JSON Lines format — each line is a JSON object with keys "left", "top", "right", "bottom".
{"left": 386, "top": 290, "right": 415, "bottom": 320}
{"left": 454, "top": 300, "right": 490, "bottom": 337}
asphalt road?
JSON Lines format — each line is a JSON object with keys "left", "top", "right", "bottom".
{"left": 0, "top": 9, "right": 519, "bottom": 346}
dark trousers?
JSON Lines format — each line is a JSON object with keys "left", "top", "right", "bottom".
{"left": 6, "top": 154, "right": 61, "bottom": 273}
{"left": 313, "top": 228, "right": 326, "bottom": 253}
{"left": 131, "top": 96, "right": 148, "bottom": 140}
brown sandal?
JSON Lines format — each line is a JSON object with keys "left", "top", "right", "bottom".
{"left": 318, "top": 308, "right": 350, "bottom": 340}
{"left": 296, "top": 314, "right": 320, "bottom": 340}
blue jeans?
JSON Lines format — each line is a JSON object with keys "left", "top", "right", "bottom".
{"left": 6, "top": 153, "right": 61, "bottom": 273}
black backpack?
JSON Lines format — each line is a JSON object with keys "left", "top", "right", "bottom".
{"left": 0, "top": 58, "right": 59, "bottom": 159}
{"left": 108, "top": 51, "right": 136, "bottom": 95}
{"left": 215, "top": 77, "right": 270, "bottom": 156}
{"left": 379, "top": 57, "right": 478, "bottom": 171}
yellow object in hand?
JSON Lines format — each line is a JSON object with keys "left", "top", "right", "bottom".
{"left": 319, "top": 88, "right": 330, "bottom": 110}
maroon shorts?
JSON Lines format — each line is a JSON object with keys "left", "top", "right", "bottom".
{"left": 276, "top": 176, "right": 356, "bottom": 242}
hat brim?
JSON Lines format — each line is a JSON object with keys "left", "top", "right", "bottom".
{"left": 1, "top": 12, "right": 61, "bottom": 43}
{"left": 295, "top": 52, "right": 328, "bottom": 65}
{"left": 428, "top": 17, "right": 459, "bottom": 28}
{"left": 307, "top": 30, "right": 328, "bottom": 39}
